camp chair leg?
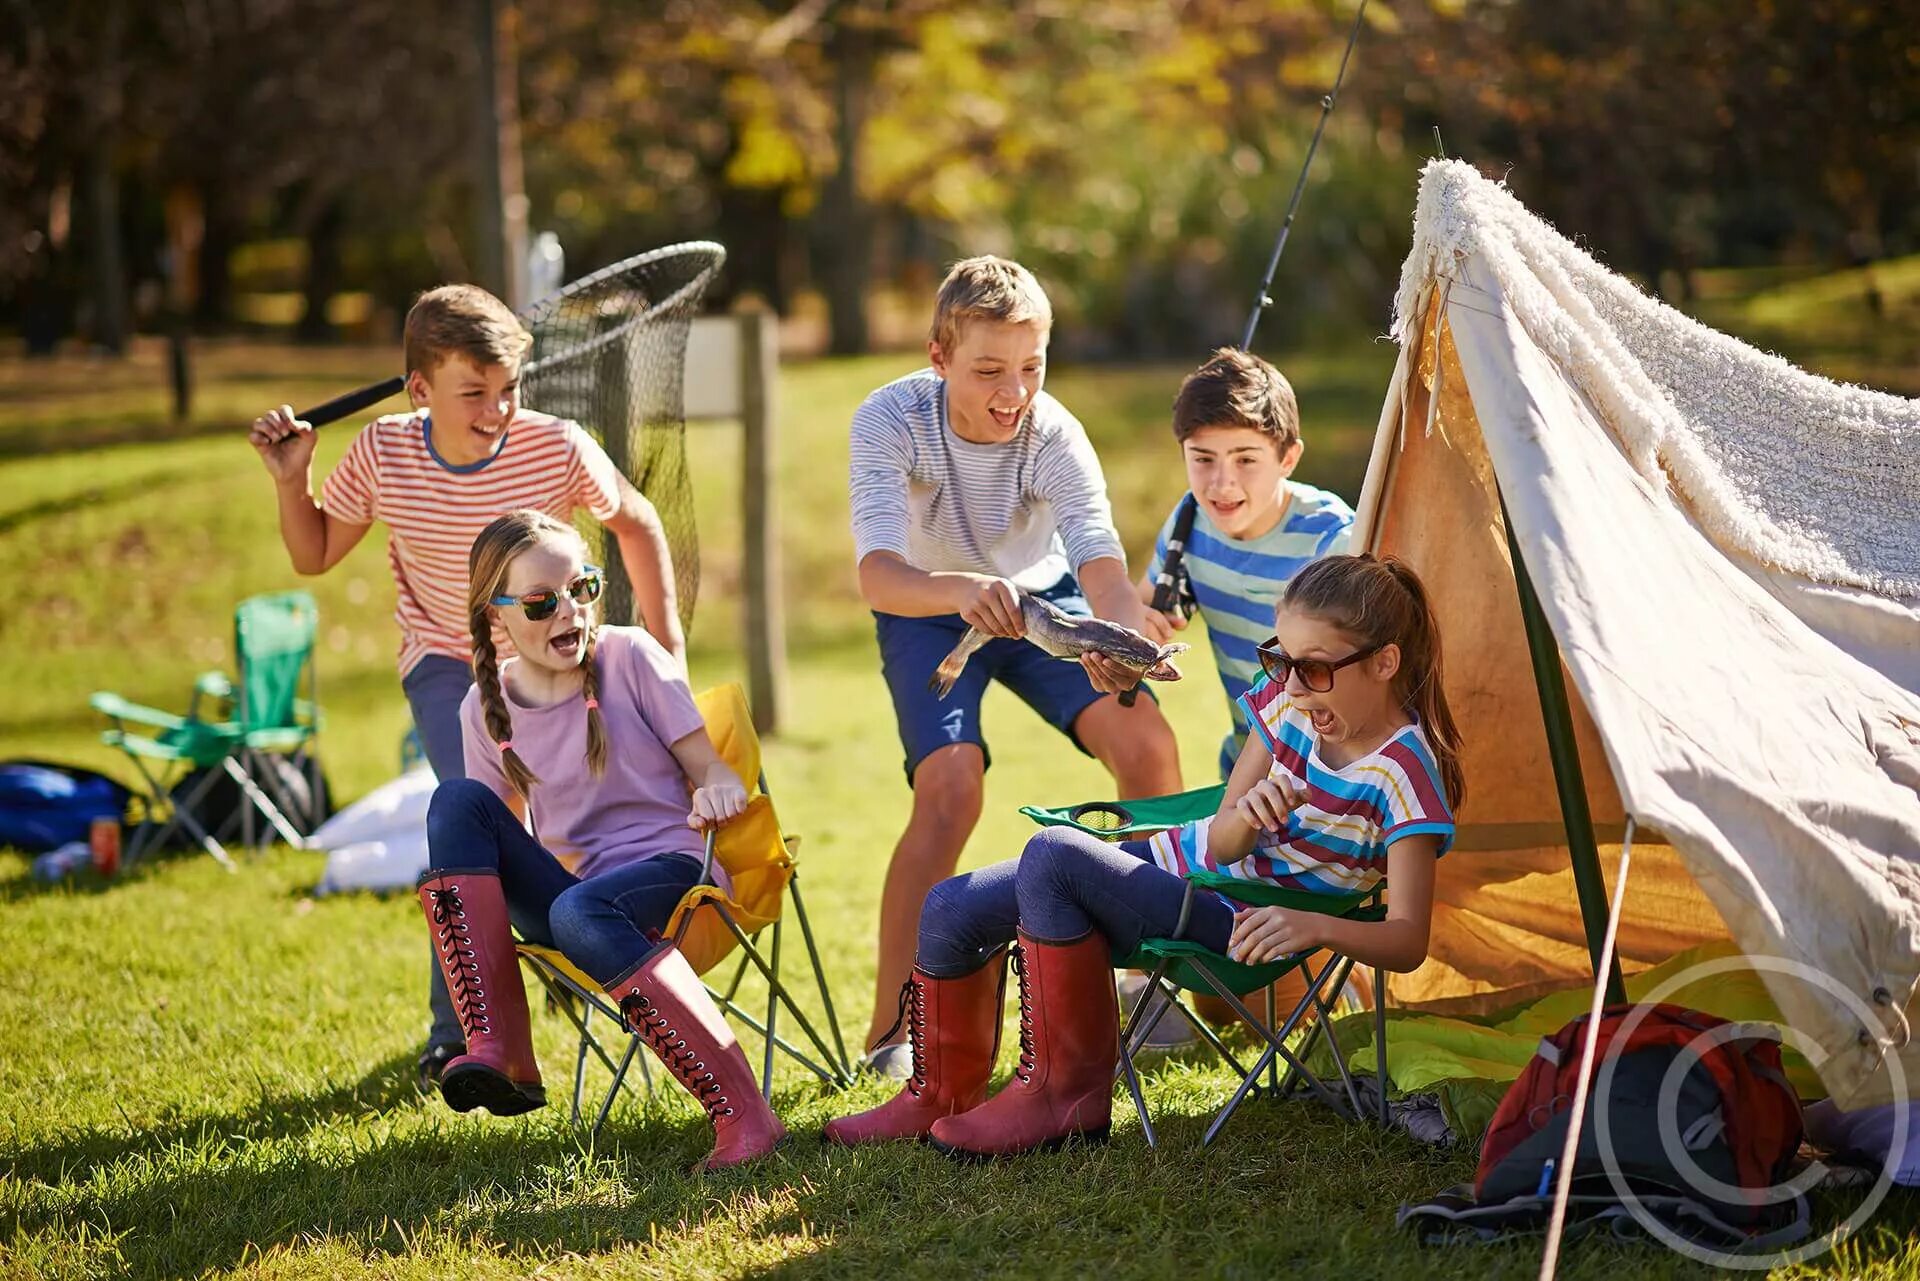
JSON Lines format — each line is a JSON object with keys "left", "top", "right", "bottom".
{"left": 592, "top": 1038, "right": 643, "bottom": 1142}
{"left": 1150, "top": 978, "right": 1257, "bottom": 1083}
{"left": 219, "top": 755, "right": 306, "bottom": 850}
{"left": 719, "top": 949, "right": 753, "bottom": 1005}
{"left": 1121, "top": 974, "right": 1243, "bottom": 1079}
{"left": 1373, "top": 964, "right": 1389, "bottom": 1126}
{"left": 164, "top": 765, "right": 239, "bottom": 872}
{"left": 1116, "top": 958, "right": 1176, "bottom": 1149}
{"left": 1191, "top": 962, "right": 1341, "bottom": 1142}
{"left": 761, "top": 915, "right": 783, "bottom": 1099}
{"left": 786, "top": 875, "right": 853, "bottom": 1075}
{"left": 703, "top": 985, "right": 839, "bottom": 1083}
{"left": 572, "top": 1020, "right": 592, "bottom": 1125}
{"left": 1275, "top": 955, "right": 1361, "bottom": 1113}
{"left": 711, "top": 902, "right": 849, "bottom": 1088}
{"left": 1266, "top": 984, "right": 1280, "bottom": 1094}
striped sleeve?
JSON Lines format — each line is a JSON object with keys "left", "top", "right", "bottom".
{"left": 1032, "top": 413, "right": 1125, "bottom": 570}
{"left": 1374, "top": 734, "right": 1456, "bottom": 857}
{"left": 565, "top": 424, "right": 623, "bottom": 521}
{"left": 318, "top": 423, "right": 381, "bottom": 524}
{"left": 848, "top": 388, "right": 915, "bottom": 564}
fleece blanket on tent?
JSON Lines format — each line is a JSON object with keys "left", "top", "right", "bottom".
{"left": 1355, "top": 160, "right": 1920, "bottom": 1106}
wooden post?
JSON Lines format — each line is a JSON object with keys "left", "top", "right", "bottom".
{"left": 738, "top": 306, "right": 787, "bottom": 734}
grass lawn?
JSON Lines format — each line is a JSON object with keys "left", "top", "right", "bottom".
{"left": 2, "top": 299, "right": 1916, "bottom": 1278}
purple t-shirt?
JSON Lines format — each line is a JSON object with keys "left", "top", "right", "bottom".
{"left": 461, "top": 626, "right": 712, "bottom": 881}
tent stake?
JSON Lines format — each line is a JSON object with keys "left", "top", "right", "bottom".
{"left": 1501, "top": 490, "right": 1627, "bottom": 1005}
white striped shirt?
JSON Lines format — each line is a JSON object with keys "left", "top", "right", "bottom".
{"left": 848, "top": 369, "right": 1125, "bottom": 590}
{"left": 320, "top": 409, "right": 622, "bottom": 675}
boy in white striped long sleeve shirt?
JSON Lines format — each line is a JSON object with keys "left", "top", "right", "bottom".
{"left": 848, "top": 256, "right": 1182, "bottom": 1068}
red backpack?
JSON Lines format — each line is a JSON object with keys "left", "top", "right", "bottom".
{"left": 1401, "top": 1003, "right": 1808, "bottom": 1248}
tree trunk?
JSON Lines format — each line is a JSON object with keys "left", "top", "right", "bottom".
{"left": 297, "top": 201, "right": 344, "bottom": 342}
{"left": 815, "top": 27, "right": 874, "bottom": 355}
{"left": 84, "top": 147, "right": 128, "bottom": 355}
{"left": 469, "top": 0, "right": 528, "bottom": 308}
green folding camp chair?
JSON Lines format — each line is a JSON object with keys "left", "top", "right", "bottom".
{"left": 1023, "top": 789, "right": 1390, "bottom": 1147}
{"left": 91, "top": 590, "right": 323, "bottom": 869}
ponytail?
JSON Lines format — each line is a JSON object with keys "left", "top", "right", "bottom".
{"left": 1381, "top": 560, "right": 1465, "bottom": 812}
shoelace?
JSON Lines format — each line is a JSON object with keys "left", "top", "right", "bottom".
{"left": 427, "top": 885, "right": 490, "bottom": 1036}
{"left": 868, "top": 976, "right": 930, "bottom": 1096}
{"left": 1010, "top": 943, "right": 1037, "bottom": 1084}
{"left": 621, "top": 992, "right": 732, "bottom": 1120}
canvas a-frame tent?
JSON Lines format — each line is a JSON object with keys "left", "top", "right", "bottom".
{"left": 1354, "top": 160, "right": 1920, "bottom": 1108}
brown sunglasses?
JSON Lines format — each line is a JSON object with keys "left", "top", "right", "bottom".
{"left": 1255, "top": 637, "right": 1382, "bottom": 692}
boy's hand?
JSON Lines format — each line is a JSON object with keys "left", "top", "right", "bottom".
{"left": 1080, "top": 652, "right": 1140, "bottom": 695}
{"left": 1234, "top": 778, "right": 1309, "bottom": 832}
{"left": 689, "top": 778, "right": 749, "bottom": 830}
{"left": 955, "top": 575, "right": 1025, "bottom": 638}
{"left": 250, "top": 404, "right": 318, "bottom": 484}
{"left": 1138, "top": 608, "right": 1187, "bottom": 645}
{"left": 1228, "top": 905, "right": 1321, "bottom": 964}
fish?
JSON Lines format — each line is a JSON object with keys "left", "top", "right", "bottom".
{"left": 930, "top": 591, "right": 1190, "bottom": 698}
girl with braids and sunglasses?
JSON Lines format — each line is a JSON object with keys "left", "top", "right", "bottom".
{"left": 825, "top": 553, "right": 1463, "bottom": 1158}
{"left": 416, "top": 510, "right": 786, "bottom": 1171}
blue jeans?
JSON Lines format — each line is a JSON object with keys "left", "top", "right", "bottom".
{"left": 423, "top": 779, "right": 704, "bottom": 1044}
{"left": 401, "top": 655, "right": 474, "bottom": 783}
{"left": 914, "top": 827, "right": 1235, "bottom": 979}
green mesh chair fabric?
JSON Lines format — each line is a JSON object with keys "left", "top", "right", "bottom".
{"left": 1122, "top": 880, "right": 1387, "bottom": 996}
{"left": 1019, "top": 784, "right": 1225, "bottom": 838}
{"left": 234, "top": 592, "right": 318, "bottom": 735}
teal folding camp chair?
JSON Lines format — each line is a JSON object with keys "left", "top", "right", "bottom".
{"left": 92, "top": 591, "right": 323, "bottom": 868}
{"left": 1022, "top": 788, "right": 1390, "bottom": 1147}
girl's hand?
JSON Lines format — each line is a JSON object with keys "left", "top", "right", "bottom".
{"left": 688, "top": 778, "right": 748, "bottom": 830}
{"left": 1229, "top": 905, "right": 1320, "bottom": 964}
{"left": 1233, "top": 778, "right": 1309, "bottom": 833}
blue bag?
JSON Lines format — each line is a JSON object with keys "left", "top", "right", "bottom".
{"left": 0, "top": 761, "right": 130, "bottom": 853}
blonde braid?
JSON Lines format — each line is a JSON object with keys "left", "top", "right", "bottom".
{"left": 580, "top": 620, "right": 608, "bottom": 778}
{"left": 472, "top": 611, "right": 539, "bottom": 797}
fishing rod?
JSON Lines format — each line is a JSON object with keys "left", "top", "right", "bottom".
{"left": 1240, "top": 0, "right": 1371, "bottom": 350}
{"left": 1122, "top": 0, "right": 1369, "bottom": 708}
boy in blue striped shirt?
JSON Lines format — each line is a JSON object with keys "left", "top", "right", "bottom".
{"left": 1140, "top": 347, "right": 1355, "bottom": 779}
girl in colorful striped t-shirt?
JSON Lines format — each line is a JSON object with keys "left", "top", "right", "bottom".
{"left": 825, "top": 553, "right": 1465, "bottom": 1159}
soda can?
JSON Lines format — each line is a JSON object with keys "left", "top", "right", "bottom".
{"left": 90, "top": 817, "right": 122, "bottom": 877}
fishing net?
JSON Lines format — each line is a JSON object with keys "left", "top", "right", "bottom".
{"left": 520, "top": 241, "right": 726, "bottom": 634}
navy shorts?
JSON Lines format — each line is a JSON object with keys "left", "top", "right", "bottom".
{"left": 874, "top": 575, "right": 1152, "bottom": 783}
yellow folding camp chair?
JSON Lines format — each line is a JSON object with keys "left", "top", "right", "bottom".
{"left": 515, "top": 683, "right": 851, "bottom": 1136}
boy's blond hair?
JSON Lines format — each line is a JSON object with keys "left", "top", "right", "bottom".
{"left": 403, "top": 284, "right": 533, "bottom": 378}
{"left": 930, "top": 255, "right": 1053, "bottom": 353}
{"left": 1172, "top": 346, "right": 1300, "bottom": 452}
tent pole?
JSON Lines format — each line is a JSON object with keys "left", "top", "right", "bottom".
{"left": 1500, "top": 491, "right": 1627, "bottom": 1005}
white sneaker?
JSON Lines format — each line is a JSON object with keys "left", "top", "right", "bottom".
{"left": 859, "top": 1041, "right": 915, "bottom": 1081}
{"left": 1117, "top": 973, "right": 1198, "bottom": 1050}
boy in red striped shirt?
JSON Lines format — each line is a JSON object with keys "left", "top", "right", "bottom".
{"left": 248, "top": 284, "right": 682, "bottom": 1084}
